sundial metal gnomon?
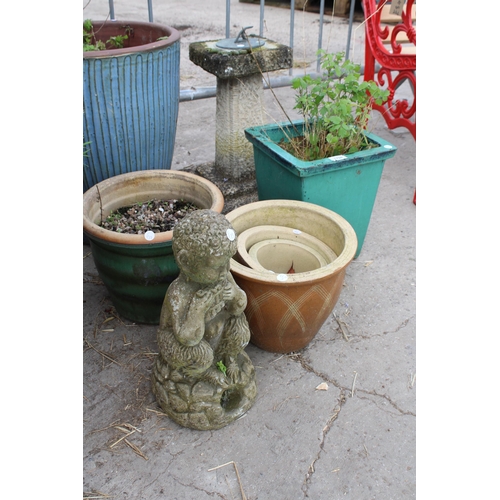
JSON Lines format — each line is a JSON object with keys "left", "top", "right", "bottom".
{"left": 216, "top": 26, "right": 265, "bottom": 50}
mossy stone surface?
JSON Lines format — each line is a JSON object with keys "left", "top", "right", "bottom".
{"left": 152, "top": 210, "right": 257, "bottom": 430}
{"left": 189, "top": 39, "right": 292, "bottom": 79}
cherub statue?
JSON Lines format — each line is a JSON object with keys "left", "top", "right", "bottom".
{"left": 152, "top": 209, "right": 257, "bottom": 430}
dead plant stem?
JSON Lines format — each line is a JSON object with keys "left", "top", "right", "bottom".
{"left": 208, "top": 461, "right": 247, "bottom": 500}
{"left": 84, "top": 338, "right": 122, "bottom": 366}
{"left": 248, "top": 44, "right": 298, "bottom": 134}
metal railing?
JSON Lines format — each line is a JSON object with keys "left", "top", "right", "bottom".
{"left": 108, "top": 0, "right": 154, "bottom": 22}
{"left": 106, "top": 0, "right": 361, "bottom": 102}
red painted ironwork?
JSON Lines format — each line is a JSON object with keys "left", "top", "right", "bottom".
{"left": 362, "top": 0, "right": 416, "bottom": 140}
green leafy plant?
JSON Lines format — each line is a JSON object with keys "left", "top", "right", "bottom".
{"left": 83, "top": 19, "right": 105, "bottom": 51}
{"left": 216, "top": 361, "right": 227, "bottom": 376}
{"left": 107, "top": 35, "right": 128, "bottom": 49}
{"left": 83, "top": 19, "right": 129, "bottom": 52}
{"left": 282, "top": 50, "right": 390, "bottom": 161}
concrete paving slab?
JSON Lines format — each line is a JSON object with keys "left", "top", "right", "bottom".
{"left": 83, "top": 1, "right": 415, "bottom": 498}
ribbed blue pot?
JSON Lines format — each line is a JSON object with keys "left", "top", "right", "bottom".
{"left": 83, "top": 21, "right": 181, "bottom": 192}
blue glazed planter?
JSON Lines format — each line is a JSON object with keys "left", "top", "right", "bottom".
{"left": 245, "top": 120, "right": 397, "bottom": 258}
{"left": 83, "top": 21, "right": 181, "bottom": 192}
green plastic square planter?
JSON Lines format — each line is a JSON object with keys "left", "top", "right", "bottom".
{"left": 245, "top": 120, "right": 397, "bottom": 258}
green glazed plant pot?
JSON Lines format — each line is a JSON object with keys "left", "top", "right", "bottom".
{"left": 244, "top": 120, "right": 397, "bottom": 258}
{"left": 83, "top": 21, "right": 181, "bottom": 192}
{"left": 83, "top": 170, "right": 224, "bottom": 324}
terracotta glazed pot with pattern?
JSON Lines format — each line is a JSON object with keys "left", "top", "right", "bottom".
{"left": 225, "top": 200, "right": 357, "bottom": 353}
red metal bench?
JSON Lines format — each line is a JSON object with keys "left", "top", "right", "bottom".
{"left": 362, "top": 0, "right": 416, "bottom": 201}
{"left": 362, "top": 0, "right": 416, "bottom": 138}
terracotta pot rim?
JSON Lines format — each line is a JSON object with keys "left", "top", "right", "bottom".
{"left": 83, "top": 20, "right": 180, "bottom": 59}
{"left": 227, "top": 199, "right": 357, "bottom": 284}
{"left": 230, "top": 262, "right": 346, "bottom": 285}
{"left": 83, "top": 170, "right": 224, "bottom": 246}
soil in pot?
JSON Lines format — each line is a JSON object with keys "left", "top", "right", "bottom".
{"left": 278, "top": 131, "right": 377, "bottom": 162}
{"left": 100, "top": 198, "right": 200, "bottom": 234}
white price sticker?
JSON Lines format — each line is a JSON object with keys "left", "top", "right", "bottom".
{"left": 390, "top": 0, "right": 406, "bottom": 17}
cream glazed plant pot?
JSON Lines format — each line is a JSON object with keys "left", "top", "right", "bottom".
{"left": 83, "top": 170, "right": 224, "bottom": 324}
{"left": 226, "top": 200, "right": 357, "bottom": 353}
{"left": 236, "top": 225, "right": 338, "bottom": 273}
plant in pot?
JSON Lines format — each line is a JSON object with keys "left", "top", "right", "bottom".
{"left": 83, "top": 170, "right": 224, "bottom": 325}
{"left": 245, "top": 50, "right": 397, "bottom": 258}
{"left": 83, "top": 18, "right": 181, "bottom": 192}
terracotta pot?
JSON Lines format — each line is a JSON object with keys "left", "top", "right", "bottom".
{"left": 83, "top": 170, "right": 224, "bottom": 324}
{"left": 226, "top": 200, "right": 357, "bottom": 353}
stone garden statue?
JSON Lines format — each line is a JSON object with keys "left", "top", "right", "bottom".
{"left": 152, "top": 209, "right": 257, "bottom": 430}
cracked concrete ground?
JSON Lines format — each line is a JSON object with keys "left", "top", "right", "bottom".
{"left": 83, "top": 1, "right": 415, "bottom": 498}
